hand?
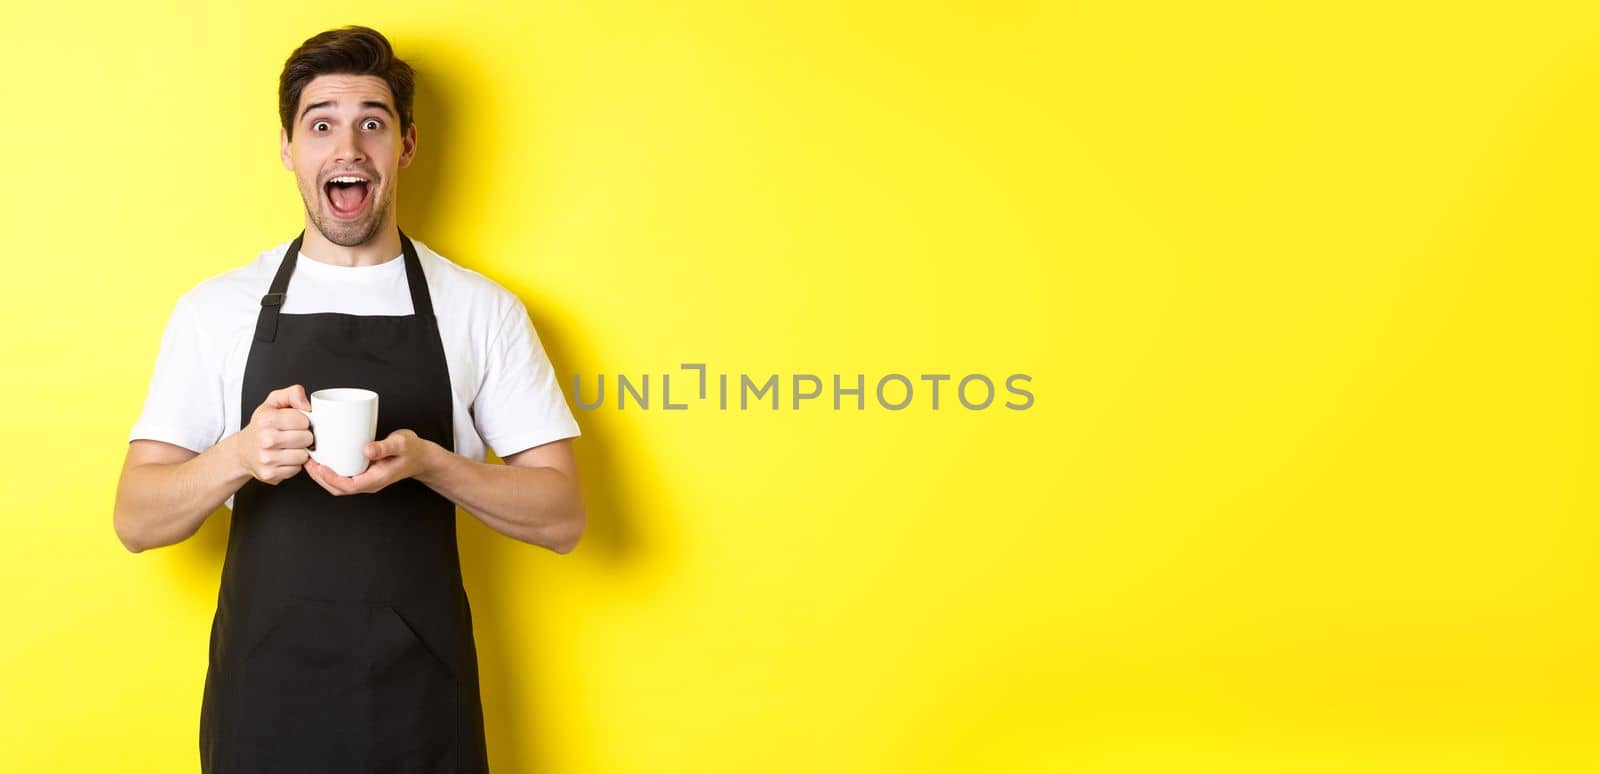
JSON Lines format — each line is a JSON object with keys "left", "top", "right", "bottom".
{"left": 304, "top": 429, "right": 436, "bottom": 496}
{"left": 233, "top": 385, "right": 313, "bottom": 485}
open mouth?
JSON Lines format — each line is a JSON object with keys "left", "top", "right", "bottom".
{"left": 324, "top": 175, "right": 373, "bottom": 219}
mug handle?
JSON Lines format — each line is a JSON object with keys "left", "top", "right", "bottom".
{"left": 297, "top": 409, "right": 317, "bottom": 452}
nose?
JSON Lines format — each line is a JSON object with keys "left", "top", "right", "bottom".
{"left": 333, "top": 124, "right": 366, "bottom": 165}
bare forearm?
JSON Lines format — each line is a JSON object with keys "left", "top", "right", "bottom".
{"left": 114, "top": 436, "right": 251, "bottom": 553}
{"left": 416, "top": 442, "right": 585, "bottom": 553}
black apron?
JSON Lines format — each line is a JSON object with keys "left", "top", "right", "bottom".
{"left": 200, "top": 230, "right": 490, "bottom": 774}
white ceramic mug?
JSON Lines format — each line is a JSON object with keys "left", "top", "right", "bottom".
{"left": 298, "top": 388, "right": 380, "bottom": 477}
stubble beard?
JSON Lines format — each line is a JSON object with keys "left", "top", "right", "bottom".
{"left": 302, "top": 178, "right": 393, "bottom": 247}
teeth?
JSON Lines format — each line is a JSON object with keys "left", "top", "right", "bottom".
{"left": 329, "top": 176, "right": 368, "bottom": 184}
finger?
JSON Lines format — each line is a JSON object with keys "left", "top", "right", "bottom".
{"left": 379, "top": 431, "right": 413, "bottom": 457}
{"left": 304, "top": 461, "right": 342, "bottom": 495}
{"left": 321, "top": 460, "right": 364, "bottom": 495}
{"left": 346, "top": 464, "right": 389, "bottom": 492}
{"left": 267, "top": 408, "right": 312, "bottom": 431}
{"left": 280, "top": 385, "right": 311, "bottom": 411}
{"left": 268, "top": 448, "right": 310, "bottom": 467}
{"left": 307, "top": 459, "right": 351, "bottom": 495}
{"left": 267, "top": 429, "right": 314, "bottom": 449}
{"left": 324, "top": 457, "right": 382, "bottom": 494}
{"left": 376, "top": 431, "right": 413, "bottom": 460}
{"left": 263, "top": 384, "right": 311, "bottom": 411}
{"left": 261, "top": 464, "right": 299, "bottom": 485}
{"left": 258, "top": 428, "right": 295, "bottom": 451}
{"left": 365, "top": 437, "right": 394, "bottom": 460}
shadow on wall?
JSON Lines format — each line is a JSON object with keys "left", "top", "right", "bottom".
{"left": 165, "top": 40, "right": 643, "bottom": 774}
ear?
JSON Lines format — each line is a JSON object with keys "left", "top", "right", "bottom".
{"left": 280, "top": 128, "right": 292, "bottom": 171}
{"left": 398, "top": 122, "right": 417, "bottom": 169}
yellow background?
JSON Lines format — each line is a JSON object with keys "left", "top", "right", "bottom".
{"left": 1, "top": 1, "right": 1595, "bottom": 771}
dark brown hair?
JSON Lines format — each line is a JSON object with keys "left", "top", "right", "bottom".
{"left": 279, "top": 26, "right": 414, "bottom": 141}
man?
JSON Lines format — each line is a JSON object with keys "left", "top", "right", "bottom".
{"left": 112, "top": 25, "right": 585, "bottom": 773}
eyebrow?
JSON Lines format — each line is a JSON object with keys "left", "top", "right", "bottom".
{"left": 300, "top": 99, "right": 397, "bottom": 122}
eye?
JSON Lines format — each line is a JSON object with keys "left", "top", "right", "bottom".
{"left": 312, "top": 120, "right": 330, "bottom": 132}
{"left": 363, "top": 118, "right": 383, "bottom": 131}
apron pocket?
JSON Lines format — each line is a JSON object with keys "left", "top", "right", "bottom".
{"left": 229, "top": 597, "right": 368, "bottom": 773}
{"left": 367, "top": 603, "right": 457, "bottom": 772}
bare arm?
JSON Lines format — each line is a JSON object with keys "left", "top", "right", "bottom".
{"left": 113, "top": 386, "right": 314, "bottom": 553}
{"left": 113, "top": 438, "right": 247, "bottom": 553}
{"left": 304, "top": 433, "right": 587, "bottom": 554}
{"left": 416, "top": 438, "right": 586, "bottom": 553}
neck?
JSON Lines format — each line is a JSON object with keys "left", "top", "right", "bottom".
{"left": 298, "top": 208, "right": 403, "bottom": 267}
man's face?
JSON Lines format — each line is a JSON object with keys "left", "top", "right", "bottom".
{"left": 280, "top": 74, "right": 416, "bottom": 247}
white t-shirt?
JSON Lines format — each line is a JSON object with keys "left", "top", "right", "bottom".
{"left": 130, "top": 237, "right": 581, "bottom": 488}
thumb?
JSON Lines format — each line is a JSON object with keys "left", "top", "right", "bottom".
{"left": 287, "top": 384, "right": 311, "bottom": 411}
{"left": 265, "top": 384, "right": 311, "bottom": 411}
{"left": 366, "top": 437, "right": 392, "bottom": 460}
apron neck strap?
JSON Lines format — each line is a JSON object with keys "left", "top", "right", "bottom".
{"left": 398, "top": 228, "right": 436, "bottom": 322}
{"left": 253, "top": 228, "right": 435, "bottom": 344}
